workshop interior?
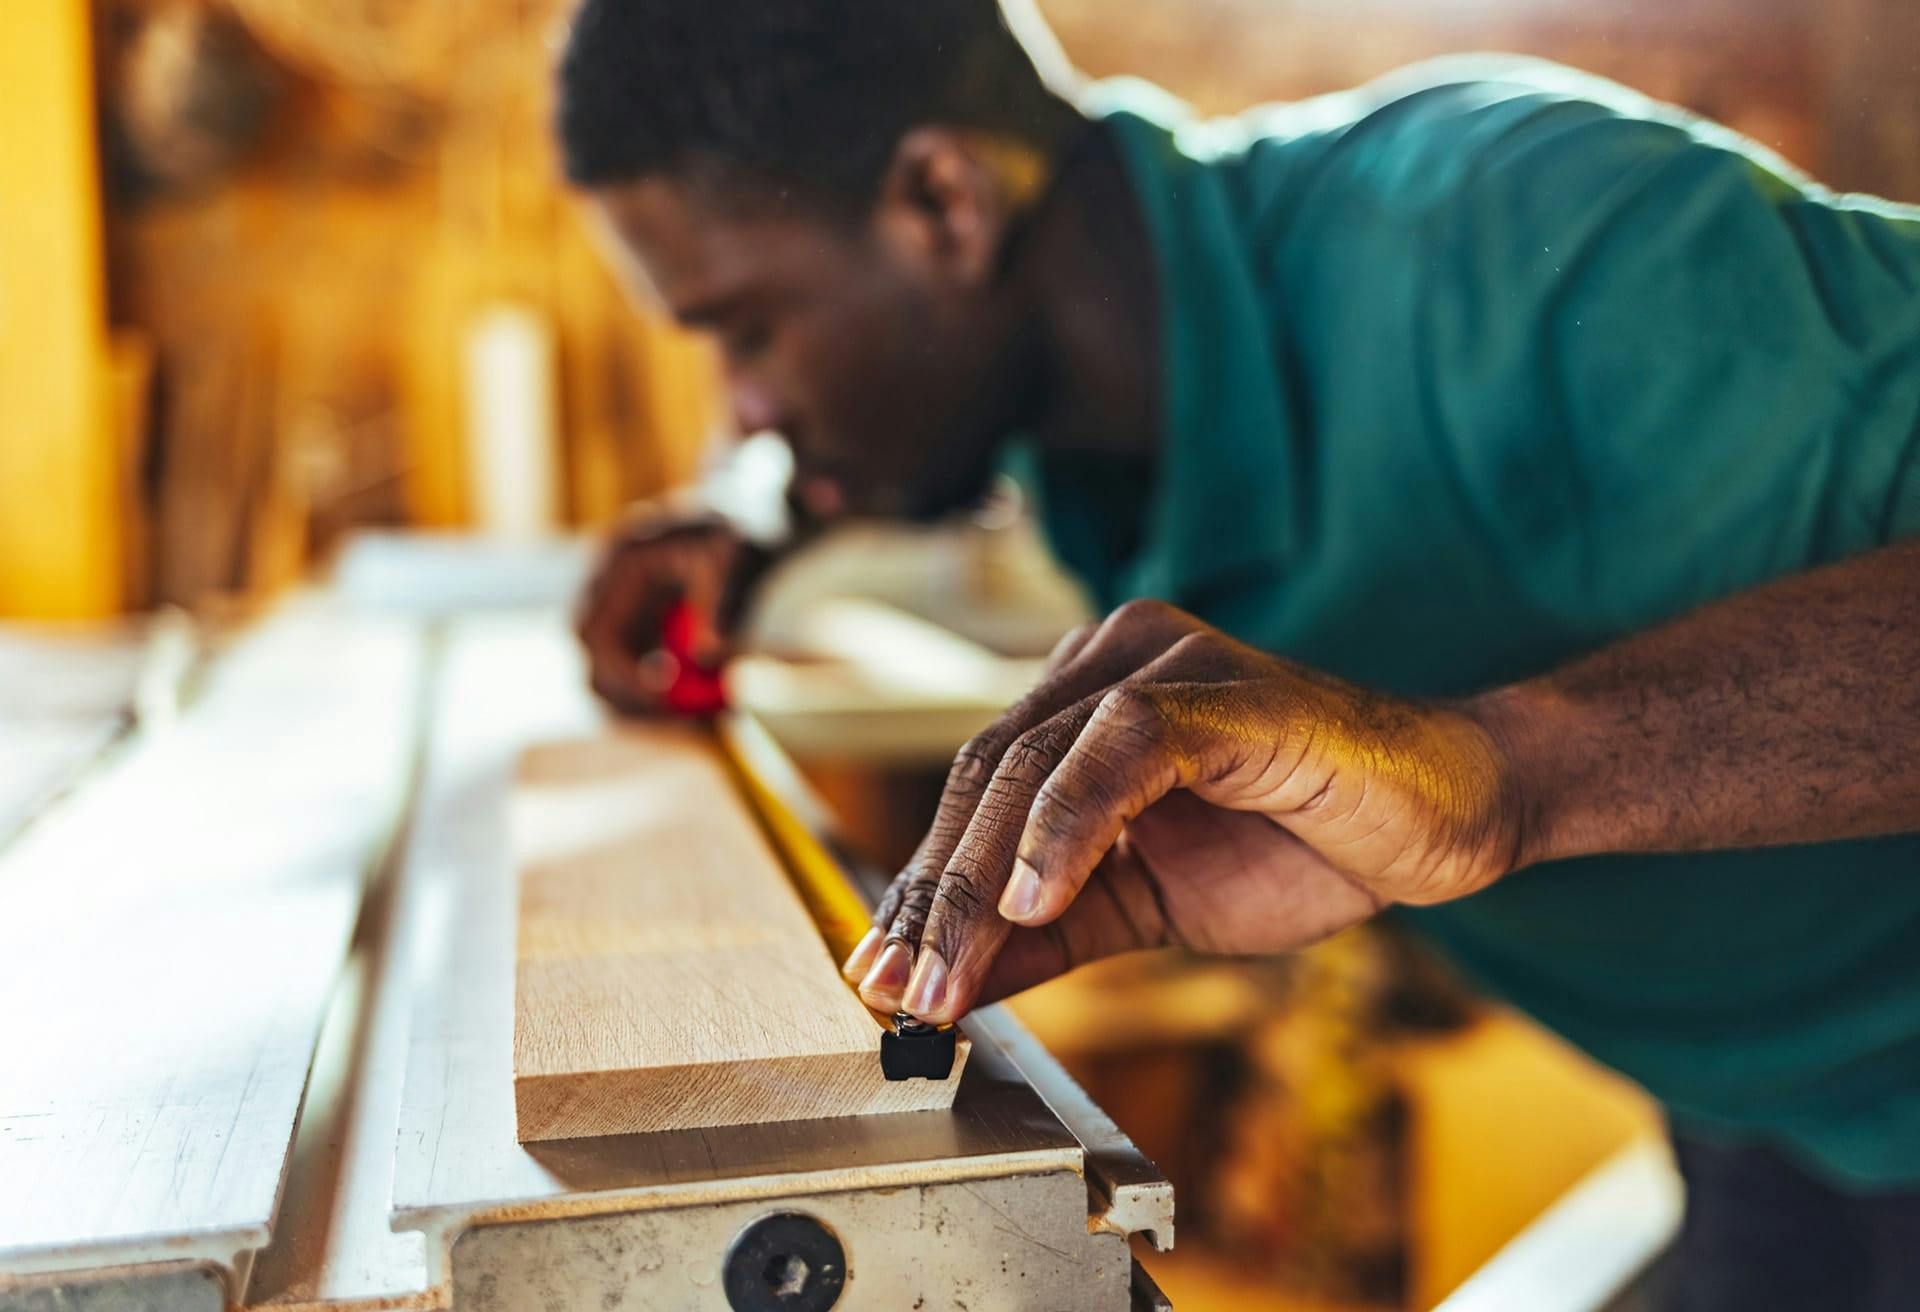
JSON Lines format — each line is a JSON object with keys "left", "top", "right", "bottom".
{"left": 2, "top": 1, "right": 1916, "bottom": 1310}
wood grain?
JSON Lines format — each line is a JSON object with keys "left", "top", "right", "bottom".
{"left": 512, "top": 724, "right": 962, "bottom": 1141}
{"left": 391, "top": 621, "right": 1019, "bottom": 1279}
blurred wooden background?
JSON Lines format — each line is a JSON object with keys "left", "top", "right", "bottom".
{"left": 98, "top": 0, "right": 714, "bottom": 608}
{"left": 4, "top": 5, "right": 1910, "bottom": 1304}
{"left": 3, "top": 0, "right": 1913, "bottom": 617}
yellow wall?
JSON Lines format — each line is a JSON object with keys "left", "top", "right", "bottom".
{"left": 0, "top": 1, "right": 119, "bottom": 618}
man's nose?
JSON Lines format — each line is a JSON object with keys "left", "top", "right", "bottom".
{"left": 726, "top": 374, "right": 785, "bottom": 437}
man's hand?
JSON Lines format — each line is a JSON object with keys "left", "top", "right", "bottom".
{"left": 575, "top": 512, "right": 771, "bottom": 715}
{"left": 842, "top": 599, "right": 1521, "bottom": 1024}
{"left": 912, "top": 793, "right": 1389, "bottom": 1014}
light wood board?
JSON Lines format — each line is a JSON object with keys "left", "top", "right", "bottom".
{"left": 390, "top": 620, "right": 1028, "bottom": 1285}
{"left": 512, "top": 723, "right": 962, "bottom": 1140}
{"left": 0, "top": 601, "right": 420, "bottom": 1279}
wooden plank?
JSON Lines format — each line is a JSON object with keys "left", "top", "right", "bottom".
{"left": 391, "top": 619, "right": 1023, "bottom": 1276}
{"left": 236, "top": 611, "right": 601, "bottom": 1308}
{"left": 512, "top": 724, "right": 960, "bottom": 1141}
{"left": 0, "top": 601, "right": 421, "bottom": 1280}
{"left": 238, "top": 845, "right": 431, "bottom": 1312}
{"left": 727, "top": 598, "right": 1047, "bottom": 765}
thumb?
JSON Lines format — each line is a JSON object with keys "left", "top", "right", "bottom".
{"left": 972, "top": 841, "right": 1168, "bottom": 1006}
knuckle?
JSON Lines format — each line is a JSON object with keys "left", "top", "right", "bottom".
{"left": 930, "top": 878, "right": 989, "bottom": 923}
{"left": 967, "top": 787, "right": 1035, "bottom": 836}
{"left": 589, "top": 673, "right": 645, "bottom": 714}
{"left": 948, "top": 735, "right": 1007, "bottom": 791}
{"left": 574, "top": 570, "right": 622, "bottom": 634}
{"left": 1031, "top": 721, "right": 1155, "bottom": 841}
{"left": 1166, "top": 630, "right": 1224, "bottom": 664}
{"left": 997, "top": 727, "right": 1066, "bottom": 787}
{"left": 932, "top": 846, "right": 999, "bottom": 921}
{"left": 889, "top": 880, "right": 937, "bottom": 937}
{"left": 871, "top": 871, "right": 914, "bottom": 927}
{"left": 893, "top": 852, "right": 944, "bottom": 896}
{"left": 1095, "top": 683, "right": 1166, "bottom": 735}
{"left": 1032, "top": 773, "right": 1102, "bottom": 835}
{"left": 604, "top": 535, "right": 657, "bottom": 578}
{"left": 1107, "top": 597, "right": 1177, "bottom": 629}
{"left": 1047, "top": 622, "right": 1098, "bottom": 671}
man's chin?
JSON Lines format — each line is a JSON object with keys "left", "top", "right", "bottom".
{"left": 803, "top": 448, "right": 1003, "bottom": 525}
{"left": 894, "top": 465, "right": 1004, "bottom": 525}
{"left": 832, "top": 496, "right": 984, "bottom": 527}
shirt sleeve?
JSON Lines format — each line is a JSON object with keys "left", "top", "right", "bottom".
{"left": 1430, "top": 86, "right": 1920, "bottom": 625}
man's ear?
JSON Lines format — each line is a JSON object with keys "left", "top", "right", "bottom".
{"left": 872, "top": 127, "right": 1037, "bottom": 286}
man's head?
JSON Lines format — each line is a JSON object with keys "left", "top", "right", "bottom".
{"left": 558, "top": 0, "right": 1083, "bottom": 520}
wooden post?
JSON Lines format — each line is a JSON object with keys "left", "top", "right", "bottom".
{"left": 0, "top": 0, "right": 121, "bottom": 617}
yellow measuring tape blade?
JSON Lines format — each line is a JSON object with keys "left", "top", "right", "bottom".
{"left": 716, "top": 713, "right": 961, "bottom": 1044}
{"left": 714, "top": 714, "right": 875, "bottom": 968}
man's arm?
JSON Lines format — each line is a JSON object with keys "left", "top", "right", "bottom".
{"left": 1478, "top": 534, "right": 1920, "bottom": 866}
{"left": 848, "top": 539, "right": 1920, "bottom": 1024}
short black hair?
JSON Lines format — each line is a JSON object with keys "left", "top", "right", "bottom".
{"left": 557, "top": 0, "right": 1072, "bottom": 208}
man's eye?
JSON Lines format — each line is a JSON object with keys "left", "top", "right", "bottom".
{"left": 726, "top": 323, "right": 772, "bottom": 360}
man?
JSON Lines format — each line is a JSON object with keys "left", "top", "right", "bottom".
{"left": 558, "top": 2, "right": 1920, "bottom": 1305}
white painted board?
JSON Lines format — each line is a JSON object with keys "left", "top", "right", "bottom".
{"left": 0, "top": 603, "right": 421, "bottom": 1279}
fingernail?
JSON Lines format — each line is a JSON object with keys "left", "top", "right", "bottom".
{"left": 1000, "top": 858, "right": 1043, "bottom": 922}
{"left": 860, "top": 941, "right": 912, "bottom": 1006}
{"left": 842, "top": 927, "right": 883, "bottom": 981}
{"left": 903, "top": 948, "right": 949, "bottom": 1019}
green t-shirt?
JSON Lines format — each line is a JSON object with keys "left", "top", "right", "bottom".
{"left": 1022, "top": 59, "right": 1920, "bottom": 1191}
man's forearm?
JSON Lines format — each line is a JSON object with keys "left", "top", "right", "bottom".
{"left": 1471, "top": 537, "right": 1920, "bottom": 868}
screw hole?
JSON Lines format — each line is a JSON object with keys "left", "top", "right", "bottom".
{"left": 764, "top": 1253, "right": 809, "bottom": 1297}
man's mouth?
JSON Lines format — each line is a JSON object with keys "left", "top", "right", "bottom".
{"left": 795, "top": 475, "right": 847, "bottom": 520}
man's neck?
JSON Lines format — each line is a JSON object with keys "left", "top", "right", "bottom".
{"left": 1019, "top": 122, "right": 1161, "bottom": 466}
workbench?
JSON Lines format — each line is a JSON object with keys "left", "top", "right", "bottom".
{"left": 0, "top": 548, "right": 1173, "bottom": 1312}
{"left": 0, "top": 537, "right": 1684, "bottom": 1311}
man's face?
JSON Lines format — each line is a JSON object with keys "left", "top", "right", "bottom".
{"left": 592, "top": 175, "right": 1035, "bottom": 522}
